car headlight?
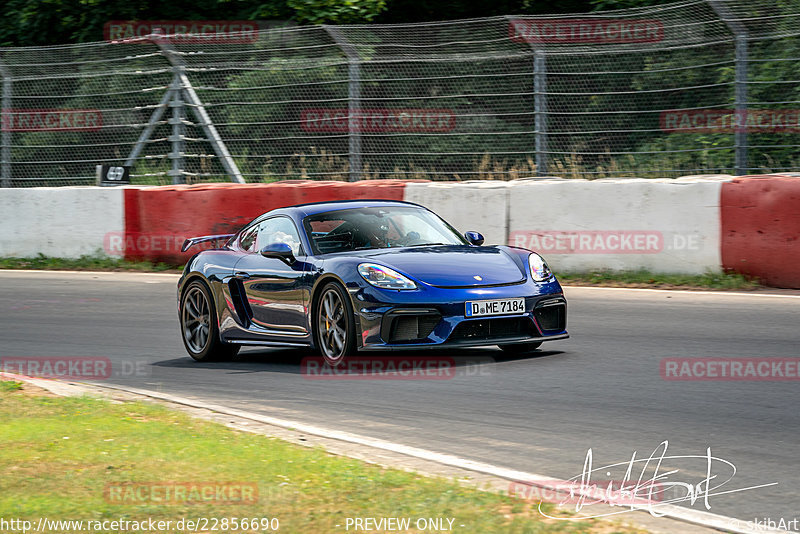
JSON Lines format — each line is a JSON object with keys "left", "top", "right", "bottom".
{"left": 528, "top": 253, "right": 553, "bottom": 282}
{"left": 358, "top": 263, "right": 417, "bottom": 290}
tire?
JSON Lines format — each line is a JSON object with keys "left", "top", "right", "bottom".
{"left": 498, "top": 341, "right": 542, "bottom": 354}
{"left": 314, "top": 282, "right": 356, "bottom": 367}
{"left": 180, "top": 279, "right": 240, "bottom": 362}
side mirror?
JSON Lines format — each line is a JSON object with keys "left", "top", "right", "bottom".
{"left": 464, "top": 231, "right": 484, "bottom": 246}
{"left": 260, "top": 242, "right": 295, "bottom": 264}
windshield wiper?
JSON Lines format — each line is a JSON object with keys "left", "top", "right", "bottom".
{"left": 405, "top": 242, "right": 449, "bottom": 247}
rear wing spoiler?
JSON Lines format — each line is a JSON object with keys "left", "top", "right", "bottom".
{"left": 181, "top": 234, "right": 235, "bottom": 253}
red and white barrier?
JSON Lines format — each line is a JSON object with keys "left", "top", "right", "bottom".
{"left": 721, "top": 175, "right": 800, "bottom": 288}
{"left": 1, "top": 175, "right": 798, "bottom": 288}
{"left": 122, "top": 180, "right": 410, "bottom": 264}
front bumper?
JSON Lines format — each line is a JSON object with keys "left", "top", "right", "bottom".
{"left": 349, "top": 278, "right": 568, "bottom": 350}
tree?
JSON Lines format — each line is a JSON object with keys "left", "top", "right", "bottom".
{"left": 0, "top": 0, "right": 661, "bottom": 47}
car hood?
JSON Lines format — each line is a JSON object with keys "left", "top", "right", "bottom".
{"left": 358, "top": 245, "right": 526, "bottom": 287}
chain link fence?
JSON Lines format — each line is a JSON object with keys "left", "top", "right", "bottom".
{"left": 1, "top": 0, "right": 799, "bottom": 187}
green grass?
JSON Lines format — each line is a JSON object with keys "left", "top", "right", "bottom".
{"left": 558, "top": 269, "right": 761, "bottom": 290}
{"left": 0, "top": 254, "right": 181, "bottom": 272}
{"left": 0, "top": 384, "right": 638, "bottom": 534}
{"left": 0, "top": 255, "right": 767, "bottom": 291}
{"left": 0, "top": 380, "right": 22, "bottom": 392}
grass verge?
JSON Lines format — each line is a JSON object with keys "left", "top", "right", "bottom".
{"left": 0, "top": 381, "right": 639, "bottom": 534}
{"left": 0, "top": 254, "right": 181, "bottom": 273}
{"left": 0, "top": 380, "right": 23, "bottom": 392}
{"left": 0, "top": 255, "right": 769, "bottom": 291}
{"left": 558, "top": 269, "right": 762, "bottom": 291}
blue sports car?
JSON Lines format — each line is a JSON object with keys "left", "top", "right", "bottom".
{"left": 178, "top": 200, "right": 568, "bottom": 365}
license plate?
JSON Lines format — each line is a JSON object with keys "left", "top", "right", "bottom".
{"left": 465, "top": 298, "right": 525, "bottom": 318}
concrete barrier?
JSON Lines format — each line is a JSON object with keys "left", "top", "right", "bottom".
{"left": 721, "top": 176, "right": 800, "bottom": 288}
{"left": 505, "top": 177, "right": 730, "bottom": 274}
{"left": 0, "top": 187, "right": 124, "bottom": 258}
{"left": 404, "top": 181, "right": 510, "bottom": 245}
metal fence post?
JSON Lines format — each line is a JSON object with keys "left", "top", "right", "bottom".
{"left": 157, "top": 41, "right": 245, "bottom": 184}
{"left": 124, "top": 78, "right": 172, "bottom": 168}
{"left": 0, "top": 58, "right": 11, "bottom": 188}
{"left": 507, "top": 16, "right": 549, "bottom": 177}
{"left": 534, "top": 50, "right": 548, "bottom": 176}
{"left": 346, "top": 60, "right": 363, "bottom": 182}
{"left": 324, "top": 26, "right": 362, "bottom": 182}
{"left": 708, "top": 0, "right": 748, "bottom": 176}
{"left": 168, "top": 74, "right": 185, "bottom": 184}
{"left": 734, "top": 34, "right": 748, "bottom": 175}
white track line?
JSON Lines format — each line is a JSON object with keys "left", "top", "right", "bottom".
{"left": 1, "top": 270, "right": 797, "bottom": 298}
{"left": 564, "top": 285, "right": 800, "bottom": 299}
{"left": 0, "top": 269, "right": 180, "bottom": 278}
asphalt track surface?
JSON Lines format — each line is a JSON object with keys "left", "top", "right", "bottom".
{"left": 1, "top": 270, "right": 798, "bottom": 526}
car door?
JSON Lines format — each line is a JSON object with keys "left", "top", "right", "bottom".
{"left": 233, "top": 216, "right": 310, "bottom": 338}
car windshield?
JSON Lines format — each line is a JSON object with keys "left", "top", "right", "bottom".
{"left": 303, "top": 206, "right": 467, "bottom": 254}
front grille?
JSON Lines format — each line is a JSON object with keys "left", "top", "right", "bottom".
{"left": 448, "top": 317, "right": 533, "bottom": 342}
{"left": 534, "top": 299, "right": 566, "bottom": 331}
{"left": 382, "top": 309, "right": 441, "bottom": 343}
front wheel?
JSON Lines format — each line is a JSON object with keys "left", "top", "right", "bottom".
{"left": 498, "top": 341, "right": 542, "bottom": 354}
{"left": 180, "top": 280, "right": 239, "bottom": 362}
{"left": 315, "top": 282, "right": 356, "bottom": 367}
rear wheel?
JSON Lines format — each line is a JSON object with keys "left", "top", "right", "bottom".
{"left": 315, "top": 282, "right": 356, "bottom": 367}
{"left": 180, "top": 280, "right": 239, "bottom": 362}
{"left": 498, "top": 341, "right": 542, "bottom": 354}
